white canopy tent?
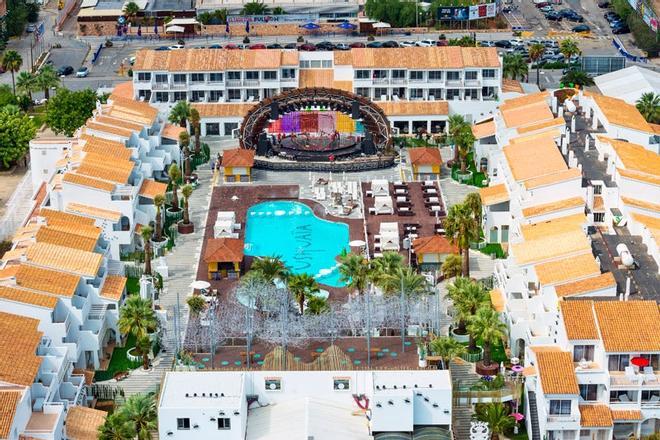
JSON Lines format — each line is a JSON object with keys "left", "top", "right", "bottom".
{"left": 373, "top": 196, "right": 394, "bottom": 215}
{"left": 372, "top": 22, "right": 391, "bottom": 28}
{"left": 379, "top": 222, "right": 400, "bottom": 251}
{"left": 165, "top": 25, "right": 185, "bottom": 33}
{"left": 214, "top": 220, "right": 235, "bottom": 238}
{"left": 371, "top": 179, "right": 390, "bottom": 196}
{"left": 166, "top": 17, "right": 200, "bottom": 26}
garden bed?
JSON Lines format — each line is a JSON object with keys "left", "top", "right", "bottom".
{"left": 94, "top": 334, "right": 140, "bottom": 381}
{"left": 450, "top": 152, "right": 487, "bottom": 188}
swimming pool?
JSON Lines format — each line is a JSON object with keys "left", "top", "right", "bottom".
{"left": 244, "top": 201, "right": 349, "bottom": 287}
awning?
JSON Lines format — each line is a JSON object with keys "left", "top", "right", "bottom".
{"left": 372, "top": 22, "right": 391, "bottom": 28}
{"left": 167, "top": 18, "right": 199, "bottom": 26}
{"left": 166, "top": 25, "right": 185, "bottom": 33}
{"left": 80, "top": 0, "right": 98, "bottom": 8}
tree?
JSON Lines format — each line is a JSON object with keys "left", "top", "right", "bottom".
{"left": 123, "top": 1, "right": 140, "bottom": 24}
{"left": 0, "top": 107, "right": 37, "bottom": 169}
{"left": 305, "top": 295, "right": 329, "bottom": 315}
{"left": 287, "top": 273, "right": 320, "bottom": 314}
{"left": 447, "top": 114, "right": 466, "bottom": 163}
{"left": 560, "top": 69, "right": 594, "bottom": 88}
{"left": 241, "top": 1, "right": 269, "bottom": 15}
{"left": 35, "top": 66, "right": 60, "bottom": 100}
{"left": 272, "top": 6, "right": 286, "bottom": 14}
{"left": 98, "top": 413, "right": 135, "bottom": 440}
{"left": 454, "top": 124, "right": 476, "bottom": 174}
{"left": 118, "top": 394, "right": 157, "bottom": 440}
{"left": 181, "top": 184, "right": 193, "bottom": 225}
{"left": 474, "top": 403, "right": 515, "bottom": 440}
{"left": 528, "top": 42, "right": 545, "bottom": 88}
{"left": 189, "top": 108, "right": 201, "bottom": 154}
{"left": 446, "top": 277, "right": 489, "bottom": 350}
{"left": 153, "top": 194, "right": 165, "bottom": 241}
{"left": 118, "top": 296, "right": 158, "bottom": 365}
{"left": 369, "top": 251, "right": 404, "bottom": 294}
{"left": 135, "top": 335, "right": 153, "bottom": 370}
{"left": 464, "top": 192, "right": 483, "bottom": 231}
{"left": 140, "top": 225, "right": 154, "bottom": 276}
{"left": 45, "top": 88, "right": 98, "bottom": 136}
{"left": 502, "top": 53, "right": 528, "bottom": 81}
{"left": 338, "top": 252, "right": 371, "bottom": 296}
{"left": 2, "top": 50, "right": 22, "bottom": 95}
{"left": 467, "top": 306, "right": 507, "bottom": 367}
{"left": 379, "top": 266, "right": 429, "bottom": 297}
{"left": 0, "top": 85, "right": 18, "bottom": 107}
{"left": 429, "top": 336, "right": 466, "bottom": 369}
{"left": 441, "top": 254, "right": 462, "bottom": 279}
{"left": 636, "top": 92, "right": 660, "bottom": 124}
{"left": 559, "top": 38, "right": 581, "bottom": 61}
{"left": 16, "top": 71, "right": 36, "bottom": 102}
{"left": 445, "top": 203, "right": 479, "bottom": 277}
{"left": 187, "top": 295, "right": 207, "bottom": 315}
{"left": 168, "top": 100, "right": 191, "bottom": 127}
{"left": 249, "top": 256, "right": 289, "bottom": 283}
{"left": 168, "top": 163, "right": 181, "bottom": 212}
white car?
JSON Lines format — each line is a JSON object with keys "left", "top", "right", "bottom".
{"left": 509, "top": 39, "right": 525, "bottom": 47}
{"left": 168, "top": 44, "right": 185, "bottom": 50}
{"left": 399, "top": 41, "right": 416, "bottom": 47}
{"left": 415, "top": 39, "right": 435, "bottom": 47}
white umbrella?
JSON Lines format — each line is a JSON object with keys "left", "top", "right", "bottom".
{"left": 349, "top": 240, "right": 366, "bottom": 247}
{"left": 231, "top": 195, "right": 239, "bottom": 201}
{"left": 166, "top": 25, "right": 185, "bottom": 33}
{"left": 372, "top": 22, "right": 391, "bottom": 28}
{"left": 190, "top": 280, "right": 211, "bottom": 290}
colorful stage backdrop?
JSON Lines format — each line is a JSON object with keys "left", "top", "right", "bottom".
{"left": 268, "top": 111, "right": 365, "bottom": 135}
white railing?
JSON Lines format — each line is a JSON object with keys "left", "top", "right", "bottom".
{"left": 0, "top": 170, "right": 35, "bottom": 241}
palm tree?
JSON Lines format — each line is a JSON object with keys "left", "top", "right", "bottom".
{"left": 135, "top": 335, "right": 153, "bottom": 370}
{"left": 178, "top": 131, "right": 191, "bottom": 178}
{"left": 468, "top": 306, "right": 507, "bottom": 367}
{"left": 379, "top": 266, "right": 429, "bottom": 297}
{"left": 250, "top": 256, "right": 289, "bottom": 283}
{"left": 180, "top": 184, "right": 193, "bottom": 227}
{"left": 441, "top": 253, "right": 462, "bottom": 279}
{"left": 287, "top": 273, "right": 320, "bottom": 314}
{"left": 153, "top": 194, "right": 165, "bottom": 242}
{"left": 123, "top": 1, "right": 140, "bottom": 25}
{"left": 98, "top": 413, "right": 135, "bottom": 440}
{"left": 241, "top": 1, "right": 269, "bottom": 15}
{"left": 447, "top": 278, "right": 489, "bottom": 350}
{"left": 305, "top": 295, "right": 329, "bottom": 315}
{"left": 187, "top": 295, "right": 207, "bottom": 315}
{"left": 35, "top": 65, "right": 59, "bottom": 100}
{"left": 16, "top": 71, "right": 36, "bottom": 102}
{"left": 119, "top": 394, "right": 157, "bottom": 440}
{"left": 454, "top": 124, "right": 476, "bottom": 174}
{"left": 474, "top": 403, "right": 515, "bottom": 440}
{"left": 189, "top": 108, "right": 201, "bottom": 154}
{"left": 444, "top": 203, "right": 480, "bottom": 277}
{"left": 272, "top": 6, "right": 286, "bottom": 14}
{"left": 559, "top": 38, "right": 581, "bottom": 61}
{"left": 502, "top": 53, "right": 528, "bottom": 81}
{"left": 140, "top": 225, "right": 154, "bottom": 276}
{"left": 2, "top": 50, "right": 22, "bottom": 95}
{"left": 464, "top": 192, "right": 483, "bottom": 230}
{"left": 560, "top": 69, "right": 594, "bottom": 88}
{"left": 429, "top": 335, "right": 466, "bottom": 369}
{"left": 636, "top": 92, "right": 660, "bottom": 124}
{"left": 447, "top": 114, "right": 466, "bottom": 163}
{"left": 528, "top": 42, "right": 545, "bottom": 88}
{"left": 118, "top": 296, "right": 157, "bottom": 339}
{"left": 168, "top": 100, "right": 191, "bottom": 127}
{"left": 369, "top": 251, "right": 404, "bottom": 293}
{"left": 168, "top": 163, "right": 181, "bottom": 212}
{"left": 338, "top": 252, "right": 371, "bottom": 296}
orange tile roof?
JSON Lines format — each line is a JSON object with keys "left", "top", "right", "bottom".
{"left": 522, "top": 366, "right": 537, "bottom": 377}
{"left": 511, "top": 229, "right": 591, "bottom": 265}
{"left": 299, "top": 69, "right": 334, "bottom": 88}
{"left": 34, "top": 226, "right": 98, "bottom": 252}
{"left": 62, "top": 173, "right": 116, "bottom": 192}
{"left": 94, "top": 115, "right": 145, "bottom": 133}
{"left": 489, "top": 288, "right": 505, "bottom": 313}
{"left": 0, "top": 391, "right": 22, "bottom": 438}
{"left": 162, "top": 123, "right": 187, "bottom": 140}
{"left": 536, "top": 350, "right": 579, "bottom": 395}
{"left": 0, "top": 265, "right": 20, "bottom": 280}
{"left": 39, "top": 208, "right": 96, "bottom": 227}
{"left": 593, "top": 301, "right": 660, "bottom": 352}
{"left": 501, "top": 78, "right": 524, "bottom": 93}
{"left": 579, "top": 405, "right": 613, "bottom": 427}
{"left": 344, "top": 46, "right": 500, "bottom": 69}
{"left": 204, "top": 238, "right": 245, "bottom": 263}
{"left": 561, "top": 301, "right": 599, "bottom": 340}
{"left": 65, "top": 406, "right": 107, "bottom": 440}
{"left": 0, "top": 311, "right": 43, "bottom": 386}
{"left": 593, "top": 195, "right": 604, "bottom": 211}
{"left": 82, "top": 137, "right": 132, "bottom": 161}
{"left": 139, "top": 179, "right": 168, "bottom": 199}
{"left": 500, "top": 93, "right": 554, "bottom": 128}
{"left": 523, "top": 168, "right": 582, "bottom": 190}
{"left": 508, "top": 128, "right": 561, "bottom": 145}
{"left": 66, "top": 202, "right": 122, "bottom": 222}
{"left": 503, "top": 135, "right": 567, "bottom": 182}
{"left": 479, "top": 184, "right": 509, "bottom": 206}
{"left": 133, "top": 48, "right": 300, "bottom": 71}
{"left": 610, "top": 409, "right": 642, "bottom": 420}
{"left": 408, "top": 147, "right": 442, "bottom": 166}
{"left": 106, "top": 96, "right": 159, "bottom": 125}
{"left": 592, "top": 94, "right": 652, "bottom": 132}
{"left": 500, "top": 91, "right": 550, "bottom": 111}
{"left": 607, "top": 138, "right": 660, "bottom": 178}
{"left": 85, "top": 121, "right": 134, "bottom": 138}
{"left": 377, "top": 101, "right": 449, "bottom": 117}
{"left": 76, "top": 158, "right": 133, "bottom": 185}
{"left": 333, "top": 81, "right": 353, "bottom": 93}
{"left": 412, "top": 235, "right": 458, "bottom": 255}
{"left": 517, "top": 117, "right": 565, "bottom": 134}
{"left": 109, "top": 81, "right": 134, "bottom": 100}
{"left": 617, "top": 167, "right": 660, "bottom": 186}
{"left": 522, "top": 197, "right": 584, "bottom": 218}
{"left": 192, "top": 103, "right": 255, "bottom": 118}
{"left": 472, "top": 120, "right": 496, "bottom": 139}
{"left": 631, "top": 213, "right": 660, "bottom": 247}
{"left": 25, "top": 242, "right": 103, "bottom": 277}
{"left": 621, "top": 196, "right": 660, "bottom": 213}
{"left": 0, "top": 285, "right": 60, "bottom": 308}
{"left": 100, "top": 275, "right": 126, "bottom": 301}
{"left": 13, "top": 265, "right": 80, "bottom": 297}
{"left": 520, "top": 214, "right": 586, "bottom": 241}
{"left": 534, "top": 253, "right": 600, "bottom": 286}
{"left": 221, "top": 149, "right": 255, "bottom": 168}
{"left": 554, "top": 272, "right": 616, "bottom": 298}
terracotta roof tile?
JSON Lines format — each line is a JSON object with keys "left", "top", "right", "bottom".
{"left": 520, "top": 214, "right": 586, "bottom": 241}
{"left": 162, "top": 123, "right": 187, "bottom": 140}
{"left": 522, "top": 196, "right": 584, "bottom": 218}
{"left": 610, "top": 409, "right": 642, "bottom": 420}
{"left": 192, "top": 103, "right": 254, "bottom": 118}
{"left": 377, "top": 101, "right": 449, "bottom": 116}
{"left": 617, "top": 167, "right": 660, "bottom": 186}
{"left": 631, "top": 213, "right": 660, "bottom": 247}
{"left": 204, "top": 238, "right": 244, "bottom": 263}
{"left": 0, "top": 285, "right": 59, "bottom": 308}
{"left": 139, "top": 179, "right": 168, "bottom": 199}
{"left": 66, "top": 203, "right": 122, "bottom": 222}
{"left": 517, "top": 116, "right": 565, "bottom": 134}
{"left": 554, "top": 272, "right": 617, "bottom": 297}
{"left": 25, "top": 242, "right": 103, "bottom": 277}
{"left": 221, "top": 149, "right": 255, "bottom": 167}
{"left": 109, "top": 81, "right": 134, "bottom": 100}
{"left": 407, "top": 147, "right": 442, "bottom": 165}
{"left": 508, "top": 128, "right": 562, "bottom": 145}
{"left": 536, "top": 350, "right": 579, "bottom": 395}
{"left": 503, "top": 135, "right": 567, "bottom": 182}
{"left": 592, "top": 94, "right": 652, "bottom": 133}
{"left": 84, "top": 121, "right": 134, "bottom": 138}
{"left": 332, "top": 81, "right": 353, "bottom": 92}
{"left": 35, "top": 227, "right": 98, "bottom": 252}
{"left": 607, "top": 138, "right": 660, "bottom": 178}
{"left": 501, "top": 78, "right": 524, "bottom": 93}
{"left": 0, "top": 311, "right": 43, "bottom": 386}
{"left": 501, "top": 96, "right": 554, "bottom": 129}
{"left": 345, "top": 46, "right": 500, "bottom": 69}
{"left": 100, "top": 275, "right": 126, "bottom": 301}
{"left": 106, "top": 96, "right": 159, "bottom": 125}
{"left": 621, "top": 196, "right": 660, "bottom": 213}
{"left": 560, "top": 300, "right": 599, "bottom": 340}
{"left": 593, "top": 301, "right": 660, "bottom": 352}
{"left": 39, "top": 208, "right": 96, "bottom": 227}
{"left": 489, "top": 288, "right": 505, "bottom": 313}
{"left": 76, "top": 157, "right": 133, "bottom": 184}
{"left": 82, "top": 139, "right": 131, "bottom": 161}
{"left": 0, "top": 391, "right": 22, "bottom": 438}
{"left": 479, "top": 184, "right": 509, "bottom": 206}
{"left": 579, "top": 405, "right": 613, "bottom": 427}
{"left": 133, "top": 48, "right": 299, "bottom": 71}
{"left": 412, "top": 235, "right": 457, "bottom": 255}
{"left": 524, "top": 168, "right": 582, "bottom": 190}
{"left": 299, "top": 69, "right": 334, "bottom": 88}
{"left": 472, "top": 120, "right": 496, "bottom": 139}
{"left": 62, "top": 173, "right": 116, "bottom": 192}
{"left": 94, "top": 115, "right": 145, "bottom": 132}
{"left": 65, "top": 406, "right": 107, "bottom": 440}
{"left": 511, "top": 229, "right": 591, "bottom": 265}
{"left": 13, "top": 265, "right": 80, "bottom": 297}
{"left": 534, "top": 253, "right": 600, "bottom": 286}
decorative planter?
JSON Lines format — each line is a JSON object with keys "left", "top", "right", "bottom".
{"left": 126, "top": 348, "right": 141, "bottom": 363}
{"left": 475, "top": 361, "right": 500, "bottom": 376}
{"left": 460, "top": 346, "right": 484, "bottom": 363}
{"left": 451, "top": 328, "right": 470, "bottom": 343}
{"left": 418, "top": 358, "right": 428, "bottom": 368}
{"left": 178, "top": 221, "right": 194, "bottom": 234}
{"left": 455, "top": 171, "right": 473, "bottom": 183}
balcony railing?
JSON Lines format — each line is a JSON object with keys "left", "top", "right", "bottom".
{"left": 243, "top": 79, "right": 260, "bottom": 86}
{"left": 373, "top": 78, "right": 389, "bottom": 84}
{"left": 226, "top": 79, "right": 241, "bottom": 86}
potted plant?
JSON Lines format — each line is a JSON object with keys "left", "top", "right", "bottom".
{"left": 178, "top": 184, "right": 194, "bottom": 234}
{"left": 417, "top": 341, "right": 428, "bottom": 368}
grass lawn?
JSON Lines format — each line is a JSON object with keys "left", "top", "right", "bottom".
{"left": 126, "top": 277, "right": 140, "bottom": 295}
{"left": 463, "top": 338, "right": 508, "bottom": 363}
{"left": 94, "top": 334, "right": 140, "bottom": 381}
{"left": 451, "top": 152, "right": 487, "bottom": 188}
{"left": 480, "top": 243, "right": 506, "bottom": 259}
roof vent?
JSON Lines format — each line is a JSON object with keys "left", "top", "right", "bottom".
{"left": 185, "top": 393, "right": 189, "bottom": 397}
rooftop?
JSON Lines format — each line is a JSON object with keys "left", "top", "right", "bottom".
{"left": 407, "top": 147, "right": 442, "bottom": 166}
{"left": 521, "top": 196, "right": 584, "bottom": 219}
{"left": 65, "top": 406, "right": 107, "bottom": 440}
{"left": 534, "top": 252, "right": 600, "bottom": 286}
{"left": 503, "top": 135, "right": 567, "bottom": 182}
{"left": 134, "top": 48, "right": 300, "bottom": 71}
{"left": 579, "top": 405, "right": 613, "bottom": 427}
{"left": 160, "top": 372, "right": 245, "bottom": 409}
{"left": 34, "top": 226, "right": 99, "bottom": 252}
{"left": 607, "top": 138, "right": 660, "bottom": 178}
{"left": 0, "top": 390, "right": 23, "bottom": 439}
{"left": 0, "top": 285, "right": 61, "bottom": 309}
{"left": 25, "top": 242, "right": 103, "bottom": 277}
{"left": 554, "top": 272, "right": 617, "bottom": 298}
{"left": 138, "top": 179, "right": 168, "bottom": 199}
{"left": 593, "top": 301, "right": 660, "bottom": 352}
{"left": 66, "top": 202, "right": 122, "bottom": 222}
{"left": 479, "top": 183, "right": 509, "bottom": 206}
{"left": 203, "top": 238, "right": 245, "bottom": 263}
{"left": 0, "top": 311, "right": 43, "bottom": 387}
{"left": 520, "top": 214, "right": 586, "bottom": 241}
{"left": 11, "top": 264, "right": 80, "bottom": 297}
{"left": 594, "top": 66, "right": 660, "bottom": 104}
{"left": 334, "top": 46, "right": 500, "bottom": 69}
{"left": 535, "top": 350, "right": 579, "bottom": 395}
{"left": 523, "top": 168, "right": 582, "bottom": 190}
{"left": 471, "top": 120, "right": 496, "bottom": 139}
{"left": 221, "top": 148, "right": 255, "bottom": 168}
{"left": 510, "top": 229, "right": 591, "bottom": 265}
{"left": 100, "top": 275, "right": 127, "bottom": 301}
{"left": 591, "top": 94, "right": 652, "bottom": 133}
{"left": 412, "top": 235, "right": 457, "bottom": 255}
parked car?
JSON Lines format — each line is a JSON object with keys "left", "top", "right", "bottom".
{"left": 155, "top": 46, "right": 170, "bottom": 51}
{"left": 609, "top": 19, "right": 624, "bottom": 28}
{"left": 168, "top": 44, "right": 185, "bottom": 50}
{"left": 605, "top": 11, "right": 621, "bottom": 21}
{"left": 612, "top": 24, "right": 630, "bottom": 34}
{"left": 479, "top": 40, "right": 495, "bottom": 47}
{"left": 565, "top": 13, "right": 584, "bottom": 22}
{"left": 57, "top": 65, "right": 74, "bottom": 76}
{"left": 572, "top": 24, "right": 591, "bottom": 32}
{"left": 298, "top": 43, "right": 317, "bottom": 51}
{"left": 315, "top": 41, "right": 335, "bottom": 50}
{"left": 209, "top": 44, "right": 222, "bottom": 49}
{"left": 266, "top": 43, "right": 283, "bottom": 49}
{"left": 349, "top": 42, "right": 366, "bottom": 48}
{"left": 540, "top": 5, "right": 554, "bottom": 13}
{"left": 597, "top": 0, "right": 610, "bottom": 8}
{"left": 224, "top": 43, "right": 239, "bottom": 50}
{"left": 545, "top": 12, "right": 563, "bottom": 21}
{"left": 334, "top": 43, "right": 350, "bottom": 51}
{"left": 415, "top": 39, "right": 435, "bottom": 47}
{"left": 366, "top": 41, "right": 383, "bottom": 48}
{"left": 284, "top": 43, "right": 297, "bottom": 49}
{"left": 509, "top": 38, "right": 525, "bottom": 47}
{"left": 382, "top": 40, "right": 399, "bottom": 48}
{"left": 494, "top": 40, "right": 512, "bottom": 48}
{"left": 400, "top": 41, "right": 416, "bottom": 47}
{"left": 249, "top": 44, "right": 266, "bottom": 50}
{"left": 535, "top": 1, "right": 550, "bottom": 8}
{"left": 76, "top": 66, "right": 89, "bottom": 78}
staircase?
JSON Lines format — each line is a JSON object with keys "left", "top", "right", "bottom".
{"left": 450, "top": 359, "right": 482, "bottom": 440}
{"left": 527, "top": 390, "right": 542, "bottom": 440}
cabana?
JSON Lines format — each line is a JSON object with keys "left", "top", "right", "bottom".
{"left": 370, "top": 179, "right": 390, "bottom": 197}
{"left": 373, "top": 196, "right": 394, "bottom": 215}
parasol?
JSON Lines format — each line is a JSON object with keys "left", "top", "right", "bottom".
{"left": 337, "top": 21, "right": 356, "bottom": 30}
{"left": 301, "top": 22, "right": 320, "bottom": 30}
{"left": 190, "top": 280, "right": 211, "bottom": 290}
{"left": 630, "top": 357, "right": 650, "bottom": 368}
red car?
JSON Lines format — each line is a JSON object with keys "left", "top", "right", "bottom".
{"left": 349, "top": 42, "right": 366, "bottom": 48}
{"left": 298, "top": 43, "right": 316, "bottom": 51}
{"left": 225, "top": 43, "right": 239, "bottom": 50}
{"left": 249, "top": 44, "right": 266, "bottom": 50}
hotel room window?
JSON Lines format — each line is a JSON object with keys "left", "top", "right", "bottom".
{"left": 483, "top": 69, "right": 496, "bottom": 78}
{"left": 245, "top": 71, "right": 259, "bottom": 80}
{"left": 281, "top": 68, "right": 296, "bottom": 79}
{"left": 154, "top": 74, "right": 168, "bottom": 84}
{"left": 447, "top": 71, "right": 460, "bottom": 81}
{"left": 428, "top": 71, "right": 443, "bottom": 81}
{"left": 392, "top": 69, "right": 405, "bottom": 80}
{"left": 172, "top": 74, "right": 186, "bottom": 84}
{"left": 217, "top": 418, "right": 231, "bottom": 430}
{"left": 548, "top": 400, "right": 571, "bottom": 415}
{"left": 227, "top": 71, "right": 241, "bottom": 80}
{"left": 177, "top": 418, "right": 190, "bottom": 430}
{"left": 465, "top": 71, "right": 478, "bottom": 81}
{"left": 227, "top": 89, "right": 241, "bottom": 101}
{"left": 355, "top": 70, "right": 370, "bottom": 79}
{"left": 263, "top": 71, "right": 277, "bottom": 80}
{"left": 573, "top": 345, "right": 594, "bottom": 362}
{"left": 579, "top": 384, "right": 598, "bottom": 401}
{"left": 409, "top": 71, "right": 424, "bottom": 81}
{"left": 190, "top": 73, "right": 205, "bottom": 83}
{"left": 322, "top": 60, "right": 332, "bottom": 68}
{"left": 137, "top": 72, "right": 151, "bottom": 81}
{"left": 409, "top": 89, "right": 424, "bottom": 100}
{"left": 209, "top": 73, "right": 223, "bottom": 82}
{"left": 173, "top": 92, "right": 186, "bottom": 101}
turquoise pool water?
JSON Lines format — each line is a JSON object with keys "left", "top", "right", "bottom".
{"left": 244, "top": 201, "right": 349, "bottom": 287}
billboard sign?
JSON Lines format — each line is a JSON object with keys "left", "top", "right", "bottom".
{"left": 227, "top": 14, "right": 319, "bottom": 24}
{"left": 440, "top": 3, "right": 496, "bottom": 21}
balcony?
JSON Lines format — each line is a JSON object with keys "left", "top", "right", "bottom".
{"left": 152, "top": 82, "right": 170, "bottom": 90}
{"left": 170, "top": 82, "right": 187, "bottom": 90}
{"left": 226, "top": 79, "right": 241, "bottom": 87}
{"left": 243, "top": 80, "right": 260, "bottom": 87}
{"left": 391, "top": 78, "right": 407, "bottom": 84}
{"left": 373, "top": 78, "right": 389, "bottom": 84}
{"left": 446, "top": 80, "right": 463, "bottom": 87}
{"left": 610, "top": 369, "right": 660, "bottom": 387}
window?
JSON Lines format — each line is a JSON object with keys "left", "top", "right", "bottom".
{"left": 593, "top": 184, "right": 602, "bottom": 195}
{"left": 373, "top": 70, "right": 387, "bottom": 79}
{"left": 137, "top": 72, "right": 151, "bottom": 81}
{"left": 246, "top": 89, "right": 259, "bottom": 100}
{"left": 209, "top": 73, "right": 223, "bottom": 82}
{"left": 549, "top": 400, "right": 571, "bottom": 415}
{"left": 579, "top": 384, "right": 598, "bottom": 401}
{"left": 321, "top": 60, "right": 332, "bottom": 68}
{"left": 227, "top": 71, "right": 241, "bottom": 80}
{"left": 227, "top": 89, "right": 241, "bottom": 101}
{"left": 465, "top": 89, "right": 479, "bottom": 100}
{"left": 483, "top": 69, "right": 496, "bottom": 79}
{"left": 447, "top": 71, "right": 460, "bottom": 81}
{"left": 299, "top": 60, "right": 310, "bottom": 68}
{"left": 642, "top": 390, "right": 660, "bottom": 401}
{"left": 409, "top": 71, "right": 424, "bottom": 81}
{"left": 190, "top": 73, "right": 205, "bottom": 82}
{"left": 263, "top": 71, "right": 277, "bottom": 80}
{"left": 465, "top": 71, "right": 478, "bottom": 80}
{"left": 641, "top": 354, "right": 659, "bottom": 370}
{"left": 173, "top": 92, "right": 186, "bottom": 101}
{"left": 217, "top": 418, "right": 231, "bottom": 430}
{"left": 594, "top": 212, "right": 605, "bottom": 223}
{"left": 177, "top": 418, "right": 190, "bottom": 430}
{"left": 392, "top": 69, "right": 405, "bottom": 79}
{"left": 333, "top": 378, "right": 350, "bottom": 390}
{"left": 206, "top": 123, "right": 220, "bottom": 135}
{"left": 310, "top": 60, "right": 321, "bottom": 68}
{"left": 245, "top": 71, "right": 259, "bottom": 80}
{"left": 355, "top": 87, "right": 370, "bottom": 98}
{"left": 428, "top": 71, "right": 443, "bottom": 81}
{"left": 573, "top": 345, "right": 594, "bottom": 362}
{"left": 172, "top": 74, "right": 186, "bottom": 84}
{"left": 428, "top": 89, "right": 443, "bottom": 100}
{"left": 155, "top": 92, "right": 168, "bottom": 103}
{"left": 209, "top": 90, "right": 223, "bottom": 102}
{"left": 191, "top": 91, "right": 205, "bottom": 102}
{"left": 355, "top": 70, "right": 370, "bottom": 79}
{"left": 154, "top": 74, "right": 168, "bottom": 83}
{"left": 224, "top": 123, "right": 238, "bottom": 135}
{"left": 446, "top": 89, "right": 461, "bottom": 100}
{"left": 608, "top": 354, "right": 629, "bottom": 372}
{"left": 281, "top": 68, "right": 296, "bottom": 79}
{"left": 374, "top": 88, "right": 388, "bottom": 100}
{"left": 265, "top": 378, "right": 281, "bottom": 391}
{"left": 409, "top": 89, "right": 424, "bottom": 100}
